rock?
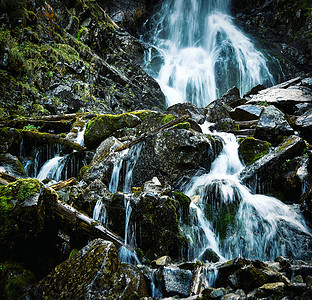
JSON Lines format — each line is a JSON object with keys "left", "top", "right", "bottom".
{"left": 247, "top": 85, "right": 312, "bottom": 115}
{"left": 0, "top": 261, "right": 36, "bottom": 300}
{"left": 162, "top": 266, "right": 193, "bottom": 297}
{"left": 143, "top": 177, "right": 163, "bottom": 195}
{"left": 294, "top": 109, "right": 312, "bottom": 143}
{"left": 243, "top": 84, "right": 266, "bottom": 98}
{"left": 166, "top": 102, "right": 207, "bottom": 125}
{"left": 230, "top": 105, "right": 262, "bottom": 121}
{"left": 84, "top": 112, "right": 142, "bottom": 148}
{"left": 240, "top": 135, "right": 307, "bottom": 203}
{"left": 26, "top": 239, "right": 148, "bottom": 299}
{"left": 238, "top": 137, "right": 271, "bottom": 165}
{"left": 294, "top": 275, "right": 304, "bottom": 283}
{"left": 209, "top": 287, "right": 227, "bottom": 298}
{"left": 0, "top": 153, "right": 26, "bottom": 177}
{"left": 0, "top": 178, "right": 63, "bottom": 276}
{"left": 132, "top": 128, "right": 223, "bottom": 187}
{"left": 133, "top": 193, "right": 183, "bottom": 260}
{"left": 0, "top": 127, "right": 22, "bottom": 154}
{"left": 151, "top": 256, "right": 172, "bottom": 268}
{"left": 254, "top": 105, "right": 294, "bottom": 145}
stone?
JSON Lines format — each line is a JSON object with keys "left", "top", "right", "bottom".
{"left": 0, "top": 127, "right": 22, "bottom": 154}
{"left": 26, "top": 239, "right": 148, "bottom": 299}
{"left": 294, "top": 109, "right": 312, "bottom": 143}
{"left": 254, "top": 105, "right": 294, "bottom": 145}
{"left": 209, "top": 287, "right": 227, "bottom": 298}
{"left": 151, "top": 255, "right": 172, "bottom": 268}
{"left": 0, "top": 153, "right": 26, "bottom": 177}
{"left": 162, "top": 266, "right": 193, "bottom": 297}
{"left": 230, "top": 105, "right": 262, "bottom": 121}
{"left": 238, "top": 137, "right": 271, "bottom": 165}
{"left": 294, "top": 275, "right": 304, "bottom": 283}
{"left": 84, "top": 113, "right": 142, "bottom": 148}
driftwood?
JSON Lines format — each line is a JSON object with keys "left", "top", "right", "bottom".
{"left": 94, "top": 3, "right": 120, "bottom": 30}
{"left": 54, "top": 201, "right": 132, "bottom": 251}
{"left": 115, "top": 114, "right": 190, "bottom": 152}
{"left": 22, "top": 130, "right": 86, "bottom": 152}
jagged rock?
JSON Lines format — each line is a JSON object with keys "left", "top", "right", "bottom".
{"left": 247, "top": 82, "right": 312, "bottom": 115}
{"left": 248, "top": 282, "right": 285, "bottom": 299}
{"left": 294, "top": 109, "right": 312, "bottom": 143}
{"left": 253, "top": 105, "right": 294, "bottom": 145}
{"left": 0, "top": 153, "right": 26, "bottom": 177}
{"left": 240, "top": 135, "right": 308, "bottom": 203}
{"left": 84, "top": 112, "right": 142, "bottom": 148}
{"left": 243, "top": 84, "right": 266, "bottom": 98}
{"left": 209, "top": 287, "right": 228, "bottom": 298}
{"left": 151, "top": 256, "right": 172, "bottom": 268}
{"left": 230, "top": 105, "right": 262, "bottom": 121}
{"left": 26, "top": 239, "right": 148, "bottom": 299}
{"left": 162, "top": 266, "right": 193, "bottom": 297}
{"left": 143, "top": 177, "right": 162, "bottom": 195}
{"left": 132, "top": 128, "right": 223, "bottom": 187}
{"left": 238, "top": 137, "right": 271, "bottom": 165}
{"left": 166, "top": 102, "right": 207, "bottom": 127}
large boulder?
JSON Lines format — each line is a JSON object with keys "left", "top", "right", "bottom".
{"left": 84, "top": 112, "right": 142, "bottom": 148}
{"left": 0, "top": 127, "right": 22, "bottom": 155}
{"left": 294, "top": 109, "right": 312, "bottom": 143}
{"left": 26, "top": 239, "right": 149, "bottom": 299}
{"left": 131, "top": 128, "right": 223, "bottom": 187}
{"left": 253, "top": 105, "right": 294, "bottom": 145}
{"left": 0, "top": 153, "right": 26, "bottom": 177}
{"left": 240, "top": 135, "right": 307, "bottom": 203}
{"left": 230, "top": 104, "right": 262, "bottom": 121}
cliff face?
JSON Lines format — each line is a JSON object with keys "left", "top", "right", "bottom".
{"left": 0, "top": 0, "right": 165, "bottom": 118}
{"left": 232, "top": 0, "right": 312, "bottom": 77}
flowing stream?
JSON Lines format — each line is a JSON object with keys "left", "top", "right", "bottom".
{"left": 144, "top": 0, "right": 277, "bottom": 107}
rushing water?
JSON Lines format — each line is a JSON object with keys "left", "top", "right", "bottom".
{"left": 143, "top": 0, "right": 276, "bottom": 107}
{"left": 181, "top": 127, "right": 311, "bottom": 261}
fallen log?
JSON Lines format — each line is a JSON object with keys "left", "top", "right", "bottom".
{"left": 54, "top": 201, "right": 133, "bottom": 251}
{"left": 50, "top": 177, "right": 78, "bottom": 191}
{"left": 115, "top": 114, "right": 190, "bottom": 152}
{"left": 21, "top": 130, "right": 86, "bottom": 152}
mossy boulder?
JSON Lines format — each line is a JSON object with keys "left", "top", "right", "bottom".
{"left": 0, "top": 178, "right": 60, "bottom": 274}
{"left": 0, "top": 261, "right": 36, "bottom": 300}
{"left": 84, "top": 113, "right": 142, "bottom": 148}
{"left": 27, "top": 239, "right": 148, "bottom": 299}
{"left": 0, "top": 153, "right": 26, "bottom": 177}
{"left": 0, "top": 127, "right": 22, "bottom": 154}
{"left": 238, "top": 137, "right": 271, "bottom": 165}
{"left": 133, "top": 193, "right": 184, "bottom": 260}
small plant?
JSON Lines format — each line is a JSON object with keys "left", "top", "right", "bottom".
{"left": 23, "top": 124, "right": 40, "bottom": 131}
{"left": 0, "top": 264, "right": 3, "bottom": 271}
{"left": 48, "top": 71, "right": 53, "bottom": 78}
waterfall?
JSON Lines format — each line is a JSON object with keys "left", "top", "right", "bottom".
{"left": 182, "top": 129, "right": 311, "bottom": 261}
{"left": 144, "top": 0, "right": 276, "bottom": 107}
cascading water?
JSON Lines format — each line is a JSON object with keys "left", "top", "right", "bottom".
{"left": 182, "top": 128, "right": 312, "bottom": 262}
{"left": 94, "top": 143, "right": 143, "bottom": 264}
{"left": 144, "top": 0, "right": 277, "bottom": 107}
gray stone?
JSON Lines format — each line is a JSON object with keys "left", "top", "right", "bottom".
{"left": 230, "top": 105, "right": 262, "bottom": 121}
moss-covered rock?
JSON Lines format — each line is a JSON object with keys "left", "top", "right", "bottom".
{"left": 0, "top": 261, "right": 36, "bottom": 300}
{"left": 27, "top": 238, "right": 148, "bottom": 299}
{"left": 238, "top": 137, "right": 271, "bottom": 165}
{"left": 0, "top": 153, "right": 26, "bottom": 177}
{"left": 0, "top": 127, "right": 22, "bottom": 155}
{"left": 84, "top": 112, "right": 142, "bottom": 148}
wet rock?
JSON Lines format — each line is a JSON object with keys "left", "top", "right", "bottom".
{"left": 132, "top": 128, "right": 223, "bottom": 187}
{"left": 209, "top": 287, "right": 227, "bottom": 298}
{"left": 26, "top": 239, "right": 148, "bottom": 299}
{"left": 240, "top": 135, "right": 307, "bottom": 203}
{"left": 238, "top": 137, "right": 271, "bottom": 165}
{"left": 294, "top": 109, "right": 312, "bottom": 143}
{"left": 243, "top": 84, "right": 266, "bottom": 98}
{"left": 0, "top": 153, "right": 26, "bottom": 177}
{"left": 143, "top": 177, "right": 162, "bottom": 195}
{"left": 247, "top": 85, "right": 312, "bottom": 115}
{"left": 230, "top": 105, "right": 262, "bottom": 121}
{"left": 248, "top": 282, "right": 285, "bottom": 299}
{"left": 151, "top": 256, "right": 172, "bottom": 268}
{"left": 254, "top": 105, "right": 294, "bottom": 145}
{"left": 84, "top": 112, "right": 142, "bottom": 149}
{"left": 0, "top": 261, "right": 36, "bottom": 300}
{"left": 0, "top": 127, "right": 22, "bottom": 155}
{"left": 162, "top": 266, "right": 193, "bottom": 297}
{"left": 133, "top": 193, "right": 183, "bottom": 260}
{"left": 166, "top": 102, "right": 207, "bottom": 125}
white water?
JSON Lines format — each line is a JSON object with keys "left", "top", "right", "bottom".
{"left": 144, "top": 0, "right": 275, "bottom": 106}
{"left": 182, "top": 129, "right": 311, "bottom": 261}
{"left": 36, "top": 155, "right": 68, "bottom": 182}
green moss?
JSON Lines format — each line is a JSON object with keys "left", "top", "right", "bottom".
{"left": 238, "top": 137, "right": 271, "bottom": 165}
{"left": 78, "top": 164, "right": 90, "bottom": 180}
{"left": 172, "top": 122, "right": 191, "bottom": 130}
{"left": 161, "top": 114, "right": 176, "bottom": 124}
{"left": 276, "top": 136, "right": 297, "bottom": 153}
{"left": 69, "top": 249, "right": 79, "bottom": 258}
